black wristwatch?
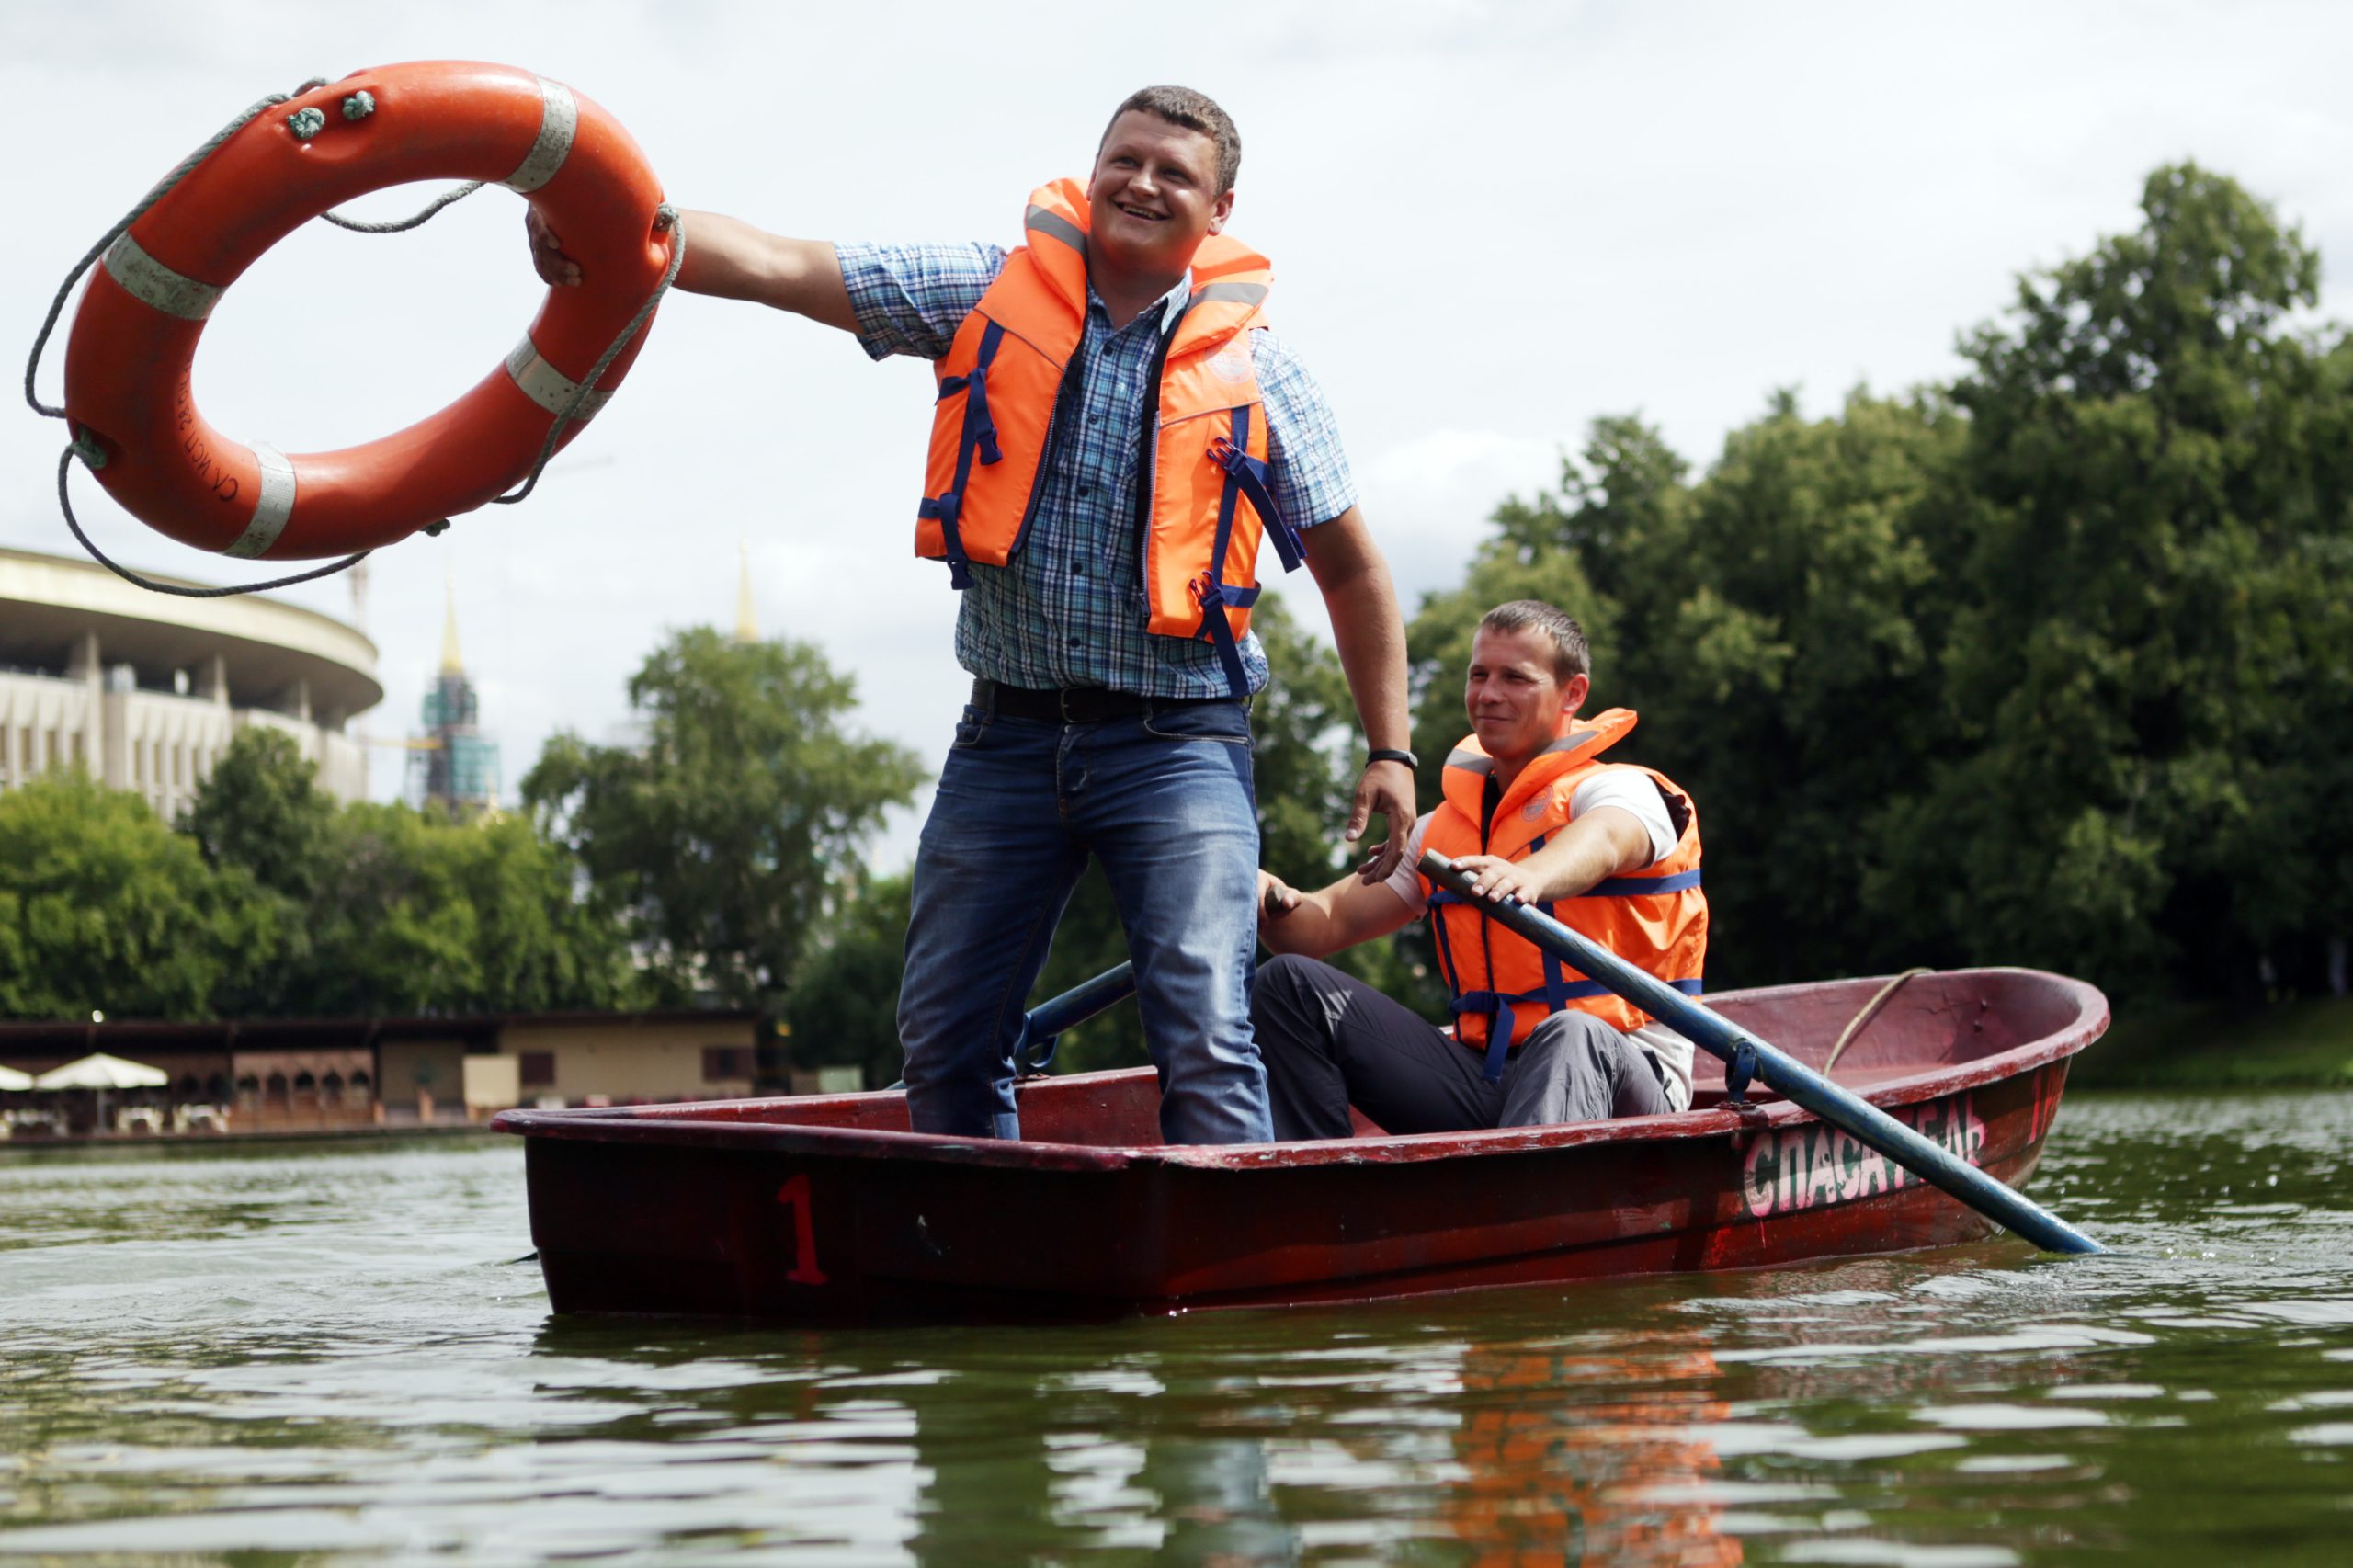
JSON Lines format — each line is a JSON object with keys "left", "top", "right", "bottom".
{"left": 1364, "top": 748, "right": 1418, "bottom": 771}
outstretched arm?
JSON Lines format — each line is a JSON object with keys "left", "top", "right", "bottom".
{"left": 1257, "top": 866, "right": 1420, "bottom": 960}
{"left": 1302, "top": 506, "right": 1415, "bottom": 881}
{"left": 527, "top": 208, "right": 860, "bottom": 334}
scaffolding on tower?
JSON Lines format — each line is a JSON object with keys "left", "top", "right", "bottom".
{"left": 411, "top": 575, "right": 501, "bottom": 814}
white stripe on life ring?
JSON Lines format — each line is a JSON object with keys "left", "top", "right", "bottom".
{"left": 102, "top": 233, "right": 222, "bottom": 321}
{"left": 224, "top": 442, "right": 297, "bottom": 559}
{"left": 503, "top": 78, "right": 578, "bottom": 193}
{"left": 504, "top": 336, "right": 611, "bottom": 420}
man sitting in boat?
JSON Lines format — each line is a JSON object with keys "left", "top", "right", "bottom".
{"left": 1251, "top": 600, "right": 1708, "bottom": 1138}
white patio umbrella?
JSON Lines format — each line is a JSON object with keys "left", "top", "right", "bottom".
{"left": 32, "top": 1053, "right": 169, "bottom": 1091}
{"left": 0, "top": 1064, "right": 31, "bottom": 1092}
{"left": 31, "top": 1053, "right": 170, "bottom": 1134}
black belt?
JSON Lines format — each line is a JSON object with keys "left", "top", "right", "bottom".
{"left": 972, "top": 678, "right": 1238, "bottom": 723}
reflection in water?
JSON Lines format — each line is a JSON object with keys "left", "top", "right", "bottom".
{"left": 0, "top": 1095, "right": 2350, "bottom": 1562}
{"left": 1443, "top": 1341, "right": 1741, "bottom": 1566}
{"left": 1145, "top": 1436, "right": 1297, "bottom": 1566}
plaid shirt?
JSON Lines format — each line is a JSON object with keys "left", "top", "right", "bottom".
{"left": 837, "top": 239, "right": 1358, "bottom": 698}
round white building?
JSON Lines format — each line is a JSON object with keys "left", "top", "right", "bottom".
{"left": 0, "top": 546, "right": 380, "bottom": 813}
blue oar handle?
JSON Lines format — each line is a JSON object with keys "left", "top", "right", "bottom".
{"left": 1419, "top": 850, "right": 2101, "bottom": 1256}
{"left": 1015, "top": 961, "right": 1138, "bottom": 1075}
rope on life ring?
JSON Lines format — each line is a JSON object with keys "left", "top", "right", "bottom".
{"left": 23, "top": 62, "right": 681, "bottom": 598}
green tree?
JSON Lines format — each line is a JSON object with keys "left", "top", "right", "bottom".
{"left": 782, "top": 871, "right": 912, "bottom": 1088}
{"left": 1247, "top": 593, "right": 1360, "bottom": 890}
{"left": 178, "top": 727, "right": 335, "bottom": 1013}
{"left": 1596, "top": 392, "right": 1961, "bottom": 986}
{"left": 176, "top": 729, "right": 633, "bottom": 1018}
{"left": 523, "top": 628, "right": 923, "bottom": 1008}
{"left": 178, "top": 728, "right": 336, "bottom": 902}
{"left": 0, "top": 770, "right": 270, "bottom": 1019}
{"left": 1875, "top": 163, "right": 2353, "bottom": 1001}
{"left": 294, "top": 803, "right": 636, "bottom": 1017}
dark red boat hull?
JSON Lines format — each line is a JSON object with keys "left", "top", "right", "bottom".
{"left": 497, "top": 969, "right": 2105, "bottom": 1320}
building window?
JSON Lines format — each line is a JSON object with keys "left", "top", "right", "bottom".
{"left": 518, "top": 1051, "right": 556, "bottom": 1088}
{"left": 702, "top": 1047, "right": 749, "bottom": 1082}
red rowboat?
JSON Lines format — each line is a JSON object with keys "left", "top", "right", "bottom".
{"left": 494, "top": 967, "right": 2105, "bottom": 1320}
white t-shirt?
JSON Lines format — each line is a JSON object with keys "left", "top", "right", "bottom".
{"left": 1378, "top": 770, "right": 1696, "bottom": 1111}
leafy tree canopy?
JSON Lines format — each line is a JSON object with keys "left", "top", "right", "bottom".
{"left": 179, "top": 727, "right": 636, "bottom": 1018}
{"left": 0, "top": 770, "right": 270, "bottom": 1020}
{"left": 523, "top": 628, "right": 923, "bottom": 1009}
{"left": 1423, "top": 163, "right": 2350, "bottom": 1008}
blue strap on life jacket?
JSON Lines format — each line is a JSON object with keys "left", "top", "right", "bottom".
{"left": 1207, "top": 426, "right": 1305, "bottom": 573}
{"left": 1447, "top": 976, "right": 1704, "bottom": 1085}
{"left": 1524, "top": 833, "right": 1581, "bottom": 1018}
{"left": 1192, "top": 406, "right": 1303, "bottom": 698}
{"left": 1426, "top": 884, "right": 1470, "bottom": 994}
{"left": 916, "top": 322, "right": 1007, "bottom": 590}
{"left": 1435, "top": 833, "right": 1585, "bottom": 1019}
{"left": 1427, "top": 885, "right": 1509, "bottom": 1083}
{"left": 1449, "top": 987, "right": 1532, "bottom": 1084}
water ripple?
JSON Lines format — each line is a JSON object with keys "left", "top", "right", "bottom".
{"left": 2, "top": 1095, "right": 2349, "bottom": 1563}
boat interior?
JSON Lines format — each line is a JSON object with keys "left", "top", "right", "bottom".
{"left": 572, "top": 969, "right": 2098, "bottom": 1150}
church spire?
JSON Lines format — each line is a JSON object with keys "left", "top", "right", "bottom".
{"left": 733, "top": 537, "right": 758, "bottom": 644}
{"left": 440, "top": 572, "right": 464, "bottom": 675}
{"left": 415, "top": 571, "right": 497, "bottom": 816}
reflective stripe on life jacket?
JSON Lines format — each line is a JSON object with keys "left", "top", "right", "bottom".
{"left": 913, "top": 179, "right": 1305, "bottom": 696}
{"left": 1418, "top": 708, "right": 1709, "bottom": 1083}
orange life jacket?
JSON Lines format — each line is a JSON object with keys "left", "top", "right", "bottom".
{"left": 1419, "top": 708, "right": 1708, "bottom": 1082}
{"left": 914, "top": 178, "right": 1303, "bottom": 696}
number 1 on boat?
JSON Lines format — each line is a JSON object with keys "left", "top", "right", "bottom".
{"left": 774, "top": 1174, "right": 828, "bottom": 1286}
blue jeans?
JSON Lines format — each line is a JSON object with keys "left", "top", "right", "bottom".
{"left": 896, "top": 699, "right": 1271, "bottom": 1144}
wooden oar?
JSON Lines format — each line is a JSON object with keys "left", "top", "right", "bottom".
{"left": 1420, "top": 850, "right": 2102, "bottom": 1256}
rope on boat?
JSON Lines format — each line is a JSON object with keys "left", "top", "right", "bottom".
{"left": 1822, "top": 967, "right": 1933, "bottom": 1080}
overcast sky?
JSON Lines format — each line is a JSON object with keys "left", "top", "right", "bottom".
{"left": 11, "top": 1, "right": 2353, "bottom": 869}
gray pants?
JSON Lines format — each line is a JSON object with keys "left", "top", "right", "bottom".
{"left": 1249, "top": 953, "right": 1670, "bottom": 1142}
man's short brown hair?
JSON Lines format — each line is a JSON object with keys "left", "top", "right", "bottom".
{"left": 1100, "top": 85, "right": 1242, "bottom": 195}
{"left": 1479, "top": 601, "right": 1591, "bottom": 684}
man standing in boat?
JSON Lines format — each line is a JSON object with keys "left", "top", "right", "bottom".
{"left": 529, "top": 87, "right": 1415, "bottom": 1145}
{"left": 1251, "top": 601, "right": 1707, "bottom": 1138}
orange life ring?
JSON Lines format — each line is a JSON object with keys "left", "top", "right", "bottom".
{"left": 61, "top": 61, "right": 673, "bottom": 561}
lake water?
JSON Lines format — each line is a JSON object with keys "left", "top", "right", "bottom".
{"left": 1, "top": 1091, "right": 2348, "bottom": 1564}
